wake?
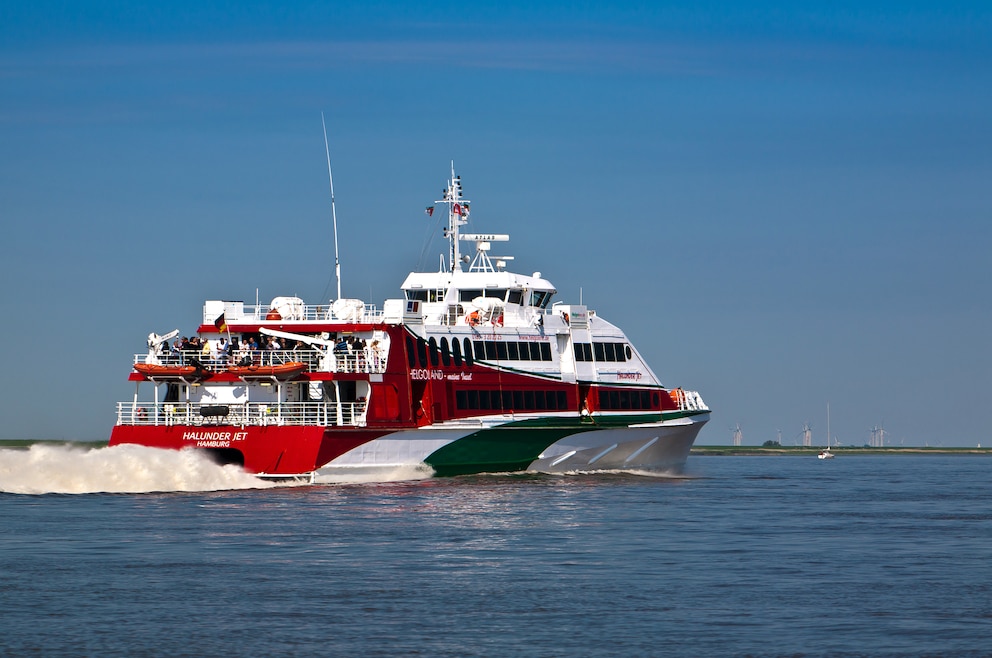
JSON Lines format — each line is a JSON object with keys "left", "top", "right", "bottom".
{"left": 0, "top": 444, "right": 278, "bottom": 495}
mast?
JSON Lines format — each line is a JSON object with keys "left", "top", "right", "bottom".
{"left": 322, "top": 112, "right": 342, "bottom": 299}
{"left": 437, "top": 161, "right": 470, "bottom": 272}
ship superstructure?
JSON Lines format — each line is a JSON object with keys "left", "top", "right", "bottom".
{"left": 110, "top": 165, "right": 709, "bottom": 480}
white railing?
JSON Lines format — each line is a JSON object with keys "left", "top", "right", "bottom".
{"left": 203, "top": 303, "right": 384, "bottom": 324}
{"left": 671, "top": 389, "right": 708, "bottom": 412}
{"left": 134, "top": 349, "right": 387, "bottom": 374}
{"left": 116, "top": 401, "right": 368, "bottom": 427}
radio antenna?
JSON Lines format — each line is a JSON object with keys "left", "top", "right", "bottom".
{"left": 321, "top": 111, "right": 342, "bottom": 300}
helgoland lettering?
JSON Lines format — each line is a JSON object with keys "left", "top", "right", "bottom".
{"left": 411, "top": 369, "right": 445, "bottom": 381}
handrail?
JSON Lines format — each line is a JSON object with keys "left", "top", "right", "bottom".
{"left": 202, "top": 302, "right": 384, "bottom": 324}
{"left": 133, "top": 348, "right": 387, "bottom": 374}
{"left": 671, "top": 388, "right": 708, "bottom": 412}
{"left": 116, "top": 400, "right": 368, "bottom": 427}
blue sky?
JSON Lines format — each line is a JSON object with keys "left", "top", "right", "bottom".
{"left": 2, "top": 1, "right": 989, "bottom": 446}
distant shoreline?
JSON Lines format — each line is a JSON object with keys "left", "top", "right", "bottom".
{"left": 0, "top": 440, "right": 108, "bottom": 449}
{"left": 692, "top": 445, "right": 992, "bottom": 456}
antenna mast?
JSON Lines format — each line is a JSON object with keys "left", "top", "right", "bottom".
{"left": 437, "top": 161, "right": 469, "bottom": 272}
{"left": 322, "top": 112, "right": 342, "bottom": 300}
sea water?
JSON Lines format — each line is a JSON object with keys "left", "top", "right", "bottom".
{"left": 1, "top": 446, "right": 990, "bottom": 656}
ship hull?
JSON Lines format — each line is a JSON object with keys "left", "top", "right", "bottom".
{"left": 314, "top": 411, "right": 709, "bottom": 481}
{"left": 110, "top": 411, "right": 708, "bottom": 481}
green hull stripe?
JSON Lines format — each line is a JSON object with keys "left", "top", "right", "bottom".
{"left": 423, "top": 411, "right": 707, "bottom": 477}
{"left": 424, "top": 424, "right": 598, "bottom": 477}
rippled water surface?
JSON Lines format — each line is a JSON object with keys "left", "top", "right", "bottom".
{"left": 2, "top": 451, "right": 991, "bottom": 656}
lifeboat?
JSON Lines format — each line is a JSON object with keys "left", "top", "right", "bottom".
{"left": 224, "top": 361, "right": 308, "bottom": 380}
{"left": 133, "top": 363, "right": 213, "bottom": 381}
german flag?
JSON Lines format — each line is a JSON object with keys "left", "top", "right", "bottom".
{"left": 214, "top": 312, "right": 228, "bottom": 333}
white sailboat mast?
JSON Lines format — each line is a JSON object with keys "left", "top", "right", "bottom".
{"left": 322, "top": 112, "right": 342, "bottom": 299}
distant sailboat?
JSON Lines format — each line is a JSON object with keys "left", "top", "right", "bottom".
{"left": 818, "top": 403, "right": 835, "bottom": 459}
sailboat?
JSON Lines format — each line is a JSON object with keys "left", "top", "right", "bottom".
{"left": 818, "top": 402, "right": 835, "bottom": 459}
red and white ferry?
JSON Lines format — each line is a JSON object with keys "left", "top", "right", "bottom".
{"left": 110, "top": 166, "right": 710, "bottom": 480}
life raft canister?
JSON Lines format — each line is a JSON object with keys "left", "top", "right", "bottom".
{"left": 266, "top": 309, "right": 282, "bottom": 320}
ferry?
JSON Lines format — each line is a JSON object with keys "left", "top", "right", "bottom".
{"left": 109, "top": 166, "right": 710, "bottom": 481}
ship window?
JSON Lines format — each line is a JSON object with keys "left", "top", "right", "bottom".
{"left": 534, "top": 390, "right": 545, "bottom": 409}
{"left": 502, "top": 390, "right": 513, "bottom": 410}
{"left": 507, "top": 342, "right": 519, "bottom": 360}
{"left": 530, "top": 291, "right": 554, "bottom": 309}
{"left": 482, "top": 289, "right": 507, "bottom": 300}
{"left": 428, "top": 337, "right": 440, "bottom": 367}
{"left": 474, "top": 340, "right": 485, "bottom": 360}
{"left": 524, "top": 390, "right": 535, "bottom": 410}
{"left": 451, "top": 338, "right": 462, "bottom": 366}
{"left": 495, "top": 342, "right": 508, "bottom": 360}
{"left": 417, "top": 337, "right": 428, "bottom": 368}
{"left": 467, "top": 390, "right": 479, "bottom": 409}
{"left": 652, "top": 392, "right": 660, "bottom": 408}
{"left": 406, "top": 336, "right": 416, "bottom": 368}
{"left": 459, "top": 289, "right": 483, "bottom": 302}
{"left": 507, "top": 290, "right": 523, "bottom": 305}
{"left": 593, "top": 342, "right": 606, "bottom": 362}
{"left": 540, "top": 343, "right": 552, "bottom": 361}
{"left": 406, "top": 290, "right": 428, "bottom": 302}
{"left": 463, "top": 338, "right": 474, "bottom": 366}
{"left": 625, "top": 345, "right": 633, "bottom": 361}
{"left": 574, "top": 343, "right": 593, "bottom": 362}
{"left": 439, "top": 337, "right": 450, "bottom": 366}
{"left": 456, "top": 391, "right": 468, "bottom": 409}
{"left": 513, "top": 390, "right": 524, "bottom": 409}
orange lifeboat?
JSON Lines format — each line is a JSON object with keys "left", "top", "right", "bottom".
{"left": 225, "top": 361, "right": 307, "bottom": 380}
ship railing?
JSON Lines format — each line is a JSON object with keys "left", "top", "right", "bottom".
{"left": 133, "top": 349, "right": 386, "bottom": 374}
{"left": 116, "top": 401, "right": 368, "bottom": 427}
{"left": 671, "top": 388, "right": 708, "bottom": 412}
{"left": 203, "top": 303, "right": 384, "bottom": 324}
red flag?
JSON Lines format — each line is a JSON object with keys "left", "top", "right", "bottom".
{"left": 425, "top": 206, "right": 434, "bottom": 216}
{"left": 453, "top": 204, "right": 462, "bottom": 215}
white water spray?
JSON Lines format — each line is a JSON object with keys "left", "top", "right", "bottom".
{"left": 0, "top": 444, "right": 279, "bottom": 495}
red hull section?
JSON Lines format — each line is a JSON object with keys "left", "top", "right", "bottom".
{"left": 109, "top": 425, "right": 389, "bottom": 475}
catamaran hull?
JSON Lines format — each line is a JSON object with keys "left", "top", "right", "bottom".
{"left": 314, "top": 412, "right": 710, "bottom": 481}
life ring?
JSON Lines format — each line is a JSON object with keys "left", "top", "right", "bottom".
{"left": 135, "top": 407, "right": 147, "bottom": 420}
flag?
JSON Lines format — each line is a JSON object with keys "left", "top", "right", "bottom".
{"left": 425, "top": 206, "right": 434, "bottom": 217}
{"left": 453, "top": 204, "right": 462, "bottom": 215}
{"left": 214, "top": 313, "right": 228, "bottom": 333}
